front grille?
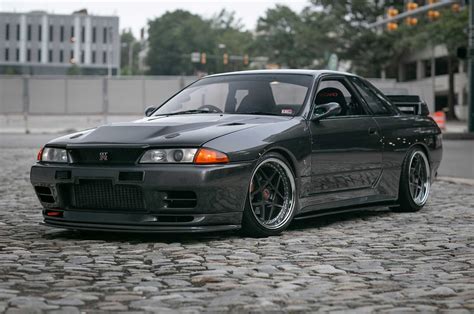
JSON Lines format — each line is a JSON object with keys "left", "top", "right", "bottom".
{"left": 72, "top": 180, "right": 145, "bottom": 211}
{"left": 69, "top": 148, "right": 144, "bottom": 165}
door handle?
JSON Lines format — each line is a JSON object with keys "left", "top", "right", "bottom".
{"left": 368, "top": 127, "right": 377, "bottom": 135}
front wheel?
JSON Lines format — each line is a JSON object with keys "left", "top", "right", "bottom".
{"left": 241, "top": 153, "right": 297, "bottom": 237}
{"left": 392, "top": 147, "right": 431, "bottom": 212}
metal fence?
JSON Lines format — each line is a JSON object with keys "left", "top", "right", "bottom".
{"left": 0, "top": 75, "right": 197, "bottom": 115}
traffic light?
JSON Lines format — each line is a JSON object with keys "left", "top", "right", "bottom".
{"left": 427, "top": 9, "right": 441, "bottom": 20}
{"left": 243, "top": 54, "right": 249, "bottom": 66}
{"left": 387, "top": 7, "right": 399, "bottom": 18}
{"left": 200, "top": 52, "right": 206, "bottom": 65}
{"left": 223, "top": 53, "right": 229, "bottom": 65}
{"left": 406, "top": 17, "right": 418, "bottom": 26}
{"left": 386, "top": 7, "right": 399, "bottom": 31}
{"left": 405, "top": 2, "right": 418, "bottom": 26}
{"left": 406, "top": 2, "right": 418, "bottom": 10}
{"left": 452, "top": 3, "right": 461, "bottom": 13}
{"left": 427, "top": 0, "right": 441, "bottom": 20}
{"left": 387, "top": 22, "right": 398, "bottom": 31}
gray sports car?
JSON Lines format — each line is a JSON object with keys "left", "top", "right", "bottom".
{"left": 30, "top": 70, "right": 443, "bottom": 237}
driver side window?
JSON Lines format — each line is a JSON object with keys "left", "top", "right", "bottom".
{"left": 315, "top": 79, "right": 366, "bottom": 117}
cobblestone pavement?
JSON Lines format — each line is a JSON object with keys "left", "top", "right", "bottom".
{"left": 0, "top": 148, "right": 473, "bottom": 313}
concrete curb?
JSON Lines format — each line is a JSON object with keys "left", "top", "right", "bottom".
{"left": 443, "top": 133, "right": 474, "bottom": 140}
{"left": 437, "top": 176, "right": 474, "bottom": 187}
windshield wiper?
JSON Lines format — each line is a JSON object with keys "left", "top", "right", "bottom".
{"left": 157, "top": 109, "right": 214, "bottom": 116}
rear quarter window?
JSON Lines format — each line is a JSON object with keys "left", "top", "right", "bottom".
{"left": 350, "top": 77, "right": 393, "bottom": 115}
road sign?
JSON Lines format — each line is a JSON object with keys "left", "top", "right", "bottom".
{"left": 191, "top": 52, "right": 200, "bottom": 63}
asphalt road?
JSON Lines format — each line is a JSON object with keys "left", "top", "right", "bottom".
{"left": 1, "top": 133, "right": 473, "bottom": 179}
{"left": 1, "top": 145, "right": 474, "bottom": 312}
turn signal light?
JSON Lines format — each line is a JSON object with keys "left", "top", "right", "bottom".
{"left": 194, "top": 148, "right": 229, "bottom": 164}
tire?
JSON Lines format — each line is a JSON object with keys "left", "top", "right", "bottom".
{"left": 391, "top": 147, "right": 431, "bottom": 212}
{"left": 241, "top": 152, "right": 297, "bottom": 237}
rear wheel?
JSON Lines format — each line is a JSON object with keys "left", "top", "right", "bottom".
{"left": 241, "top": 153, "right": 297, "bottom": 237}
{"left": 392, "top": 147, "right": 431, "bottom": 212}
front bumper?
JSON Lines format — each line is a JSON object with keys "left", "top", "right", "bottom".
{"left": 30, "top": 161, "right": 254, "bottom": 233}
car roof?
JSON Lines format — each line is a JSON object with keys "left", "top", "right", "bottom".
{"left": 205, "top": 69, "right": 357, "bottom": 79}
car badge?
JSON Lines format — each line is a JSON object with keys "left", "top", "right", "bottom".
{"left": 99, "top": 152, "right": 109, "bottom": 161}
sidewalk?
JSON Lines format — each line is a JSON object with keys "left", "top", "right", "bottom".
{"left": 443, "top": 120, "right": 474, "bottom": 140}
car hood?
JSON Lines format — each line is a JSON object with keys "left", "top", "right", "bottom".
{"left": 47, "top": 114, "right": 293, "bottom": 147}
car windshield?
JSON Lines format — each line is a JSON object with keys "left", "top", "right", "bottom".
{"left": 152, "top": 74, "right": 313, "bottom": 116}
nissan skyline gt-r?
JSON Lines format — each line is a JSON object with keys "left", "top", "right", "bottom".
{"left": 30, "top": 70, "right": 443, "bottom": 237}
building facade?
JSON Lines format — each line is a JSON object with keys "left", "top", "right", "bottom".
{"left": 0, "top": 10, "right": 120, "bottom": 75}
{"left": 397, "top": 45, "right": 468, "bottom": 120}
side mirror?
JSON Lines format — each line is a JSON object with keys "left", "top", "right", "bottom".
{"left": 145, "top": 106, "right": 156, "bottom": 117}
{"left": 311, "top": 102, "right": 341, "bottom": 121}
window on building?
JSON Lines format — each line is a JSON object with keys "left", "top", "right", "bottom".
{"left": 81, "top": 50, "right": 84, "bottom": 63}
{"left": 59, "top": 50, "right": 64, "bottom": 62}
{"left": 5, "top": 24, "right": 10, "bottom": 40}
{"left": 5, "top": 48, "right": 9, "bottom": 61}
{"left": 48, "top": 49, "right": 53, "bottom": 62}
{"left": 49, "top": 25, "right": 53, "bottom": 42}
{"left": 81, "top": 26, "right": 85, "bottom": 43}
{"left": 38, "top": 49, "right": 41, "bottom": 62}
{"left": 92, "top": 27, "right": 96, "bottom": 43}
{"left": 435, "top": 57, "right": 459, "bottom": 76}
{"left": 103, "top": 27, "right": 107, "bottom": 43}
{"left": 27, "top": 49, "right": 31, "bottom": 61}
{"left": 60, "top": 26, "right": 64, "bottom": 42}
{"left": 92, "top": 51, "right": 96, "bottom": 63}
{"left": 27, "top": 24, "right": 31, "bottom": 41}
{"left": 103, "top": 51, "right": 107, "bottom": 64}
{"left": 38, "top": 25, "right": 42, "bottom": 41}
{"left": 424, "top": 59, "right": 432, "bottom": 78}
{"left": 70, "top": 50, "right": 74, "bottom": 63}
{"left": 70, "top": 26, "right": 74, "bottom": 38}
{"left": 16, "top": 24, "right": 20, "bottom": 40}
{"left": 404, "top": 62, "right": 417, "bottom": 81}
{"left": 16, "top": 48, "right": 19, "bottom": 61}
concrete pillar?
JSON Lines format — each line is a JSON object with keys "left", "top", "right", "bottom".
{"left": 416, "top": 60, "right": 425, "bottom": 80}
{"left": 73, "top": 16, "right": 80, "bottom": 63}
{"left": 41, "top": 14, "right": 48, "bottom": 64}
{"left": 19, "top": 14, "right": 27, "bottom": 63}
{"left": 84, "top": 16, "right": 91, "bottom": 65}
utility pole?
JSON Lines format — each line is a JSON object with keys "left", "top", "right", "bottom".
{"left": 469, "top": 2, "right": 474, "bottom": 132}
{"left": 128, "top": 43, "right": 133, "bottom": 75}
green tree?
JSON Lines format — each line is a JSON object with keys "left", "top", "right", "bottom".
{"left": 147, "top": 10, "right": 215, "bottom": 75}
{"left": 120, "top": 29, "right": 141, "bottom": 75}
{"left": 67, "top": 65, "right": 81, "bottom": 75}
{"left": 211, "top": 9, "right": 255, "bottom": 72}
{"left": 256, "top": 5, "right": 305, "bottom": 68}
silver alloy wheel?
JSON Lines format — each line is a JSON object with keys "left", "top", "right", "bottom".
{"left": 249, "top": 158, "right": 296, "bottom": 230}
{"left": 408, "top": 151, "right": 431, "bottom": 206}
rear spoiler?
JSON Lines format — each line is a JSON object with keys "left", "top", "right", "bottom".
{"left": 386, "top": 95, "right": 430, "bottom": 116}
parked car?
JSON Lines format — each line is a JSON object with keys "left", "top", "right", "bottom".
{"left": 31, "top": 70, "right": 443, "bottom": 237}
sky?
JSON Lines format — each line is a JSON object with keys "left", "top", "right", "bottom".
{"left": 0, "top": 0, "right": 309, "bottom": 37}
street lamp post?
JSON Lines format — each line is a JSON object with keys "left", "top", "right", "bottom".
{"left": 469, "top": 2, "right": 474, "bottom": 132}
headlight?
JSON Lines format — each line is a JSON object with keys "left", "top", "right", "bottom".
{"left": 40, "top": 147, "right": 68, "bottom": 163}
{"left": 139, "top": 148, "right": 229, "bottom": 164}
{"left": 139, "top": 148, "right": 198, "bottom": 163}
